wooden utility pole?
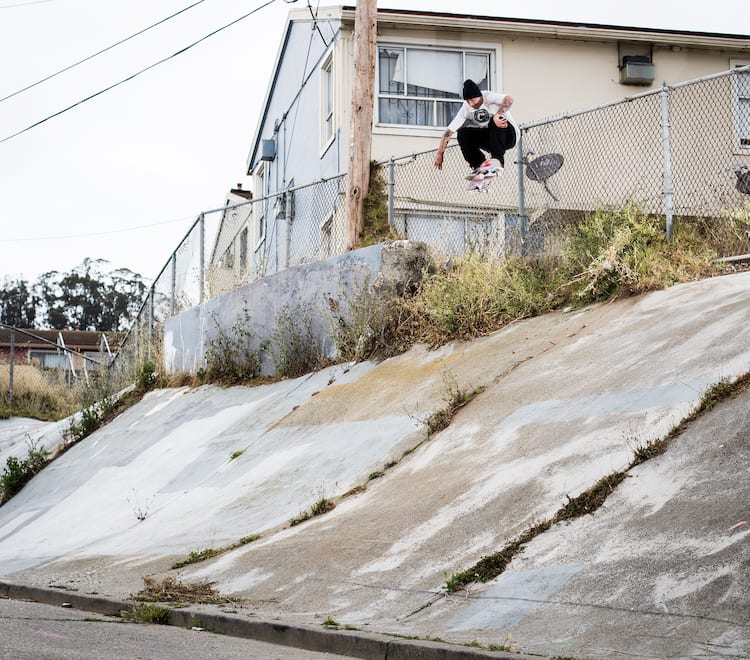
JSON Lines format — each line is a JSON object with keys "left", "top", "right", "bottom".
{"left": 346, "top": 0, "right": 377, "bottom": 251}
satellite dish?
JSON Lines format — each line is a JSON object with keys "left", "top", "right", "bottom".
{"left": 734, "top": 165, "right": 750, "bottom": 195}
{"left": 526, "top": 153, "right": 564, "bottom": 182}
{"left": 525, "top": 153, "right": 564, "bottom": 201}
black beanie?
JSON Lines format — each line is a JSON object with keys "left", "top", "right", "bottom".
{"left": 462, "top": 79, "right": 482, "bottom": 100}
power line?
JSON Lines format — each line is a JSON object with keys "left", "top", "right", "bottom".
{"left": 0, "top": 0, "right": 53, "bottom": 8}
{"left": 0, "top": 215, "right": 197, "bottom": 242}
{"left": 0, "top": 0, "right": 278, "bottom": 145}
{"left": 0, "top": 0, "right": 207, "bottom": 104}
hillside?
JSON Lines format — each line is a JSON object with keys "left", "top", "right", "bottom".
{"left": 1, "top": 271, "right": 749, "bottom": 659}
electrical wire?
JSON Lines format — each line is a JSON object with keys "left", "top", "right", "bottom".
{"left": 0, "top": 0, "right": 277, "bottom": 145}
{"left": 0, "top": 0, "right": 53, "bottom": 8}
{"left": 307, "top": 0, "right": 329, "bottom": 48}
{"left": 0, "top": 215, "right": 196, "bottom": 242}
{"left": 0, "top": 0, "right": 207, "bottom": 104}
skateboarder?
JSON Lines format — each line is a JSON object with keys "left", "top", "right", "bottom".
{"left": 434, "top": 79, "right": 518, "bottom": 177}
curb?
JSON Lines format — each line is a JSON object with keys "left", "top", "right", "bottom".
{"left": 0, "top": 581, "right": 544, "bottom": 659}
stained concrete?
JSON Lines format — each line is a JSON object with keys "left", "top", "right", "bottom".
{"left": 1, "top": 271, "right": 749, "bottom": 659}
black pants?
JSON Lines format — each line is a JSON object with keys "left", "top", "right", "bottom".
{"left": 457, "top": 123, "right": 517, "bottom": 169}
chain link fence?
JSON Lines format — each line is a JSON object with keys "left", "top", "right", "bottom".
{"left": 110, "top": 66, "right": 750, "bottom": 388}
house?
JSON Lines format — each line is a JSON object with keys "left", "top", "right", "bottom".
{"left": 207, "top": 184, "right": 254, "bottom": 296}
{"left": 210, "top": 5, "right": 750, "bottom": 284}
{"left": 0, "top": 328, "right": 122, "bottom": 374}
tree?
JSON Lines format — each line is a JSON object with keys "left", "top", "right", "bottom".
{"left": 38, "top": 258, "right": 147, "bottom": 331}
{"left": 0, "top": 277, "right": 38, "bottom": 327}
{"left": 1, "top": 259, "right": 146, "bottom": 331}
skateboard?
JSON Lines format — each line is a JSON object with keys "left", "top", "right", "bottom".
{"left": 465, "top": 158, "right": 502, "bottom": 191}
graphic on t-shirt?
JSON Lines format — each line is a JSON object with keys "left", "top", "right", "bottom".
{"left": 473, "top": 108, "right": 490, "bottom": 123}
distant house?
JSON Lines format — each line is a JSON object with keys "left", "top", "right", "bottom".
{"left": 208, "top": 184, "right": 254, "bottom": 296}
{"left": 211, "top": 5, "right": 750, "bottom": 279}
{"left": 0, "top": 328, "right": 123, "bottom": 373}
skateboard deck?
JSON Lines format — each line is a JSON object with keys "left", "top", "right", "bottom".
{"left": 466, "top": 158, "right": 502, "bottom": 191}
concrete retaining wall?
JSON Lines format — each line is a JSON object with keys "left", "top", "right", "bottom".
{"left": 162, "top": 241, "right": 429, "bottom": 376}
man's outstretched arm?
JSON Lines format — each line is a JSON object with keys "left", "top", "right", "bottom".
{"left": 434, "top": 129, "right": 454, "bottom": 170}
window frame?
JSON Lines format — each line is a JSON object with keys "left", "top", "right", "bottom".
{"left": 320, "top": 49, "right": 335, "bottom": 154}
{"left": 375, "top": 41, "right": 497, "bottom": 133}
{"left": 730, "top": 59, "right": 750, "bottom": 154}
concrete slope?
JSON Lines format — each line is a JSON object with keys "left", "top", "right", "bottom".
{"left": 1, "top": 272, "right": 749, "bottom": 659}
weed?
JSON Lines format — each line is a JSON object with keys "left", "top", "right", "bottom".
{"left": 136, "top": 360, "right": 158, "bottom": 393}
{"left": 289, "top": 511, "right": 311, "bottom": 527}
{"left": 327, "top": 275, "right": 415, "bottom": 362}
{"left": 269, "top": 303, "right": 328, "bottom": 379}
{"left": 631, "top": 438, "right": 668, "bottom": 465}
{"left": 425, "top": 371, "right": 483, "bottom": 436}
{"left": 63, "top": 392, "right": 119, "bottom": 445}
{"left": 555, "top": 473, "right": 626, "bottom": 522}
{"left": 360, "top": 161, "right": 399, "bottom": 247}
{"left": 698, "top": 378, "right": 734, "bottom": 412}
{"left": 171, "top": 535, "right": 260, "bottom": 569}
{"left": 290, "top": 493, "right": 336, "bottom": 527}
{"left": 342, "top": 485, "right": 366, "bottom": 497}
{"left": 321, "top": 616, "right": 340, "bottom": 629}
{"left": 368, "top": 470, "right": 384, "bottom": 481}
{"left": 407, "top": 253, "right": 559, "bottom": 348}
{"left": 229, "top": 449, "right": 244, "bottom": 460}
{"left": 559, "top": 204, "right": 716, "bottom": 302}
{"left": 0, "top": 438, "right": 50, "bottom": 504}
{"left": 127, "top": 602, "right": 171, "bottom": 624}
{"left": 330, "top": 204, "right": 727, "bottom": 360}
{"left": 132, "top": 576, "right": 228, "bottom": 605}
{"left": 203, "top": 308, "right": 265, "bottom": 384}
{"left": 487, "top": 633, "right": 516, "bottom": 652}
{"left": 310, "top": 496, "right": 336, "bottom": 517}
{"left": 127, "top": 489, "right": 152, "bottom": 521}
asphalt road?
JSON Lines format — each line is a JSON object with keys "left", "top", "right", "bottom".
{"left": 1, "top": 597, "right": 352, "bottom": 660}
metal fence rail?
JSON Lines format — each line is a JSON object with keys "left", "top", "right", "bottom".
{"left": 110, "top": 66, "right": 750, "bottom": 387}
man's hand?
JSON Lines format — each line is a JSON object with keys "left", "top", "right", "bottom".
{"left": 501, "top": 95, "right": 514, "bottom": 111}
{"left": 493, "top": 113, "right": 508, "bottom": 128}
{"left": 434, "top": 151, "right": 444, "bottom": 169}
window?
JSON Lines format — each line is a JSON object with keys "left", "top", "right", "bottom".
{"left": 377, "top": 46, "right": 492, "bottom": 127}
{"left": 731, "top": 60, "right": 750, "bottom": 151}
{"left": 321, "top": 52, "right": 334, "bottom": 148}
{"left": 254, "top": 163, "right": 266, "bottom": 246}
{"left": 28, "top": 350, "right": 67, "bottom": 370}
{"left": 320, "top": 214, "right": 333, "bottom": 258}
{"left": 239, "top": 227, "right": 248, "bottom": 270}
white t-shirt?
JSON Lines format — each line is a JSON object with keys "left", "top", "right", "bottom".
{"left": 447, "top": 90, "right": 515, "bottom": 132}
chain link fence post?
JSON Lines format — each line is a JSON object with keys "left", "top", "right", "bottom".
{"left": 661, "top": 82, "right": 675, "bottom": 241}
{"left": 517, "top": 129, "right": 527, "bottom": 255}
{"left": 170, "top": 253, "right": 177, "bottom": 317}
{"left": 8, "top": 326, "right": 14, "bottom": 412}
{"left": 199, "top": 213, "right": 206, "bottom": 304}
{"left": 388, "top": 156, "right": 395, "bottom": 230}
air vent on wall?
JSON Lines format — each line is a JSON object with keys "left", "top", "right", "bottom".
{"left": 620, "top": 55, "right": 655, "bottom": 86}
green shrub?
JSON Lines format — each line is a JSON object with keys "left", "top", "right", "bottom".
{"left": 204, "top": 309, "right": 265, "bottom": 384}
{"left": 0, "top": 439, "right": 49, "bottom": 504}
{"left": 64, "top": 394, "right": 117, "bottom": 444}
{"left": 269, "top": 304, "right": 327, "bottom": 379}
{"left": 559, "top": 203, "right": 715, "bottom": 302}
{"left": 129, "top": 603, "right": 170, "bottom": 624}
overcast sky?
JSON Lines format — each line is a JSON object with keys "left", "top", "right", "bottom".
{"left": 0, "top": 0, "right": 747, "bottom": 285}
